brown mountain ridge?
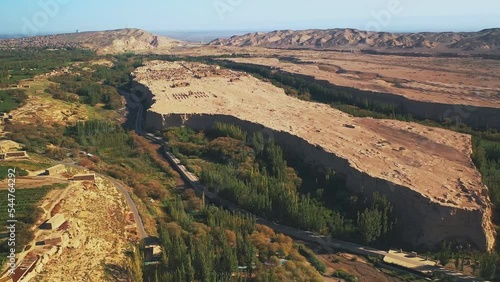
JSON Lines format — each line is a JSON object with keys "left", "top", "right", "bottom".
{"left": 0, "top": 28, "right": 182, "bottom": 54}
{"left": 209, "top": 28, "right": 500, "bottom": 55}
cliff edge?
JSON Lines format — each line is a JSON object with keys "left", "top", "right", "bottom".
{"left": 132, "top": 61, "right": 496, "bottom": 250}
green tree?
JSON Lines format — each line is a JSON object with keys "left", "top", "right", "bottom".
{"left": 438, "top": 241, "right": 452, "bottom": 266}
{"left": 479, "top": 253, "right": 497, "bottom": 280}
{"left": 125, "top": 244, "right": 144, "bottom": 282}
{"left": 357, "top": 208, "right": 382, "bottom": 244}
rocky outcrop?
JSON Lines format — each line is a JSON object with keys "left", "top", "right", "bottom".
{"left": 144, "top": 109, "right": 496, "bottom": 251}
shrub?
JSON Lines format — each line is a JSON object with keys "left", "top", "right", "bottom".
{"left": 333, "top": 270, "right": 358, "bottom": 282}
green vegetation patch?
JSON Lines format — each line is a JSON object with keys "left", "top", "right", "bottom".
{"left": 0, "top": 183, "right": 67, "bottom": 254}
{"left": 332, "top": 269, "right": 359, "bottom": 282}
{"left": 165, "top": 123, "right": 396, "bottom": 246}
{"left": 0, "top": 166, "right": 28, "bottom": 180}
{"left": 0, "top": 89, "right": 28, "bottom": 112}
{"left": 0, "top": 48, "right": 95, "bottom": 87}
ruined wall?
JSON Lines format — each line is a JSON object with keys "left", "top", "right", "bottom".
{"left": 144, "top": 109, "right": 495, "bottom": 250}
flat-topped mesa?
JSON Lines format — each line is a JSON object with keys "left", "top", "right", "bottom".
{"left": 132, "top": 61, "right": 496, "bottom": 250}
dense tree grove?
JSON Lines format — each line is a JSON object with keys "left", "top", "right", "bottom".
{"left": 0, "top": 48, "right": 94, "bottom": 87}
{"left": 5, "top": 121, "right": 77, "bottom": 154}
{"left": 92, "top": 54, "right": 143, "bottom": 89}
{"left": 473, "top": 137, "right": 500, "bottom": 212}
{"left": 61, "top": 121, "right": 322, "bottom": 281}
{"left": 0, "top": 89, "right": 28, "bottom": 112}
{"left": 472, "top": 133, "right": 500, "bottom": 278}
{"left": 147, "top": 197, "right": 323, "bottom": 282}
{"left": 47, "top": 54, "right": 142, "bottom": 109}
{"left": 164, "top": 124, "right": 396, "bottom": 246}
{"left": 49, "top": 72, "right": 123, "bottom": 109}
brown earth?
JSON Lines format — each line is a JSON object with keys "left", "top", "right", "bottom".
{"left": 132, "top": 61, "right": 495, "bottom": 250}
{"left": 224, "top": 54, "right": 500, "bottom": 109}
{"left": 318, "top": 253, "right": 401, "bottom": 282}
{"left": 168, "top": 45, "right": 500, "bottom": 111}
{"left": 32, "top": 172, "right": 135, "bottom": 281}
{"left": 134, "top": 60, "right": 486, "bottom": 210}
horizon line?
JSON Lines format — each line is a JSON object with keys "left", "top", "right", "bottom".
{"left": 0, "top": 26, "right": 499, "bottom": 37}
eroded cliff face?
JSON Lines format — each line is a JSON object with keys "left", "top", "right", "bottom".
{"left": 131, "top": 60, "right": 496, "bottom": 251}
{"left": 224, "top": 58, "right": 500, "bottom": 130}
{"left": 143, "top": 109, "right": 496, "bottom": 251}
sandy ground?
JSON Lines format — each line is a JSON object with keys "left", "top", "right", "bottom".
{"left": 0, "top": 177, "right": 66, "bottom": 189}
{"left": 28, "top": 172, "right": 136, "bottom": 282}
{"left": 171, "top": 46, "right": 500, "bottom": 109}
{"left": 226, "top": 56, "right": 500, "bottom": 109}
{"left": 0, "top": 140, "right": 22, "bottom": 152}
{"left": 134, "top": 61, "right": 488, "bottom": 211}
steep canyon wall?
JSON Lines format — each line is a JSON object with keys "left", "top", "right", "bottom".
{"left": 143, "top": 107, "right": 494, "bottom": 251}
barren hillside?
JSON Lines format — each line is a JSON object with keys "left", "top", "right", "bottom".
{"left": 225, "top": 56, "right": 500, "bottom": 109}
{"left": 209, "top": 28, "right": 500, "bottom": 55}
{"left": 0, "top": 28, "right": 182, "bottom": 54}
{"left": 132, "top": 61, "right": 496, "bottom": 250}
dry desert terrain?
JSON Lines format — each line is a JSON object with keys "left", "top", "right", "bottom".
{"left": 134, "top": 60, "right": 488, "bottom": 210}
{"left": 172, "top": 46, "right": 500, "bottom": 109}
{"left": 132, "top": 61, "right": 496, "bottom": 250}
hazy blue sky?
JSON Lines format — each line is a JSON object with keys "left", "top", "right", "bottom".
{"left": 1, "top": 0, "right": 499, "bottom": 35}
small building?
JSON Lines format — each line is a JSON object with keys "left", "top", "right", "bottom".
{"left": 36, "top": 237, "right": 62, "bottom": 246}
{"left": 41, "top": 214, "right": 66, "bottom": 230}
{"left": 71, "top": 174, "right": 96, "bottom": 181}
{"left": 45, "top": 164, "right": 66, "bottom": 176}
{"left": 144, "top": 237, "right": 163, "bottom": 265}
{"left": 10, "top": 253, "right": 38, "bottom": 282}
{"left": 144, "top": 244, "right": 163, "bottom": 265}
{"left": 5, "top": 151, "right": 28, "bottom": 159}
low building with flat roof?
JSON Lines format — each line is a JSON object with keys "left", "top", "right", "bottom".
{"left": 45, "top": 164, "right": 66, "bottom": 176}
{"left": 41, "top": 214, "right": 66, "bottom": 230}
{"left": 71, "top": 174, "right": 96, "bottom": 181}
{"left": 5, "top": 151, "right": 28, "bottom": 159}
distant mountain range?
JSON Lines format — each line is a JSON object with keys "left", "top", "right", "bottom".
{"left": 0, "top": 28, "right": 182, "bottom": 54}
{"left": 209, "top": 28, "right": 500, "bottom": 55}
{"left": 2, "top": 28, "right": 499, "bottom": 56}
